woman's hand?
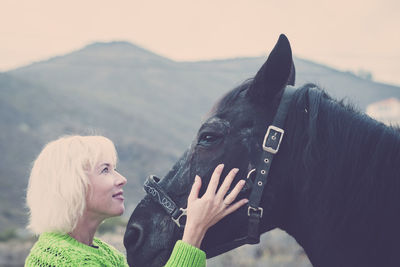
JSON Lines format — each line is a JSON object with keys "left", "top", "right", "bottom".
{"left": 182, "top": 164, "right": 248, "bottom": 248}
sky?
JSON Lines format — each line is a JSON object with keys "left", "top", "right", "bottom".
{"left": 1, "top": 0, "right": 399, "bottom": 86}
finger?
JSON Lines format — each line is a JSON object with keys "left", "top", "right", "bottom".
{"left": 216, "top": 168, "right": 239, "bottom": 200}
{"left": 223, "top": 179, "right": 246, "bottom": 204}
{"left": 223, "top": 198, "right": 249, "bottom": 216}
{"left": 188, "top": 175, "right": 202, "bottom": 202}
{"left": 205, "top": 164, "right": 224, "bottom": 195}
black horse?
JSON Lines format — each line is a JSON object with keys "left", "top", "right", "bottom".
{"left": 124, "top": 34, "right": 400, "bottom": 267}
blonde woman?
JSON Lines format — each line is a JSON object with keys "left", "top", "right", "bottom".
{"left": 25, "top": 135, "right": 247, "bottom": 266}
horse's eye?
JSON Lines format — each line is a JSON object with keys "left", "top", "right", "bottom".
{"left": 198, "top": 133, "right": 221, "bottom": 146}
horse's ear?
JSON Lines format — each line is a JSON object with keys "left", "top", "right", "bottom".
{"left": 247, "top": 34, "right": 295, "bottom": 102}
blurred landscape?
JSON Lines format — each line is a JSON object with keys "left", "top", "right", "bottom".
{"left": 0, "top": 41, "right": 399, "bottom": 266}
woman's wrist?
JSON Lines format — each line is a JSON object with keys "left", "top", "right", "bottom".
{"left": 181, "top": 225, "right": 206, "bottom": 248}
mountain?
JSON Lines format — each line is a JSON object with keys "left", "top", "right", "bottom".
{"left": 0, "top": 41, "right": 399, "bottom": 233}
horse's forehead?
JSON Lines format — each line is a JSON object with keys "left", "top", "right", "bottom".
{"left": 207, "top": 117, "right": 229, "bottom": 125}
{"left": 206, "top": 90, "right": 246, "bottom": 119}
{"left": 205, "top": 97, "right": 224, "bottom": 118}
{"left": 200, "top": 113, "right": 225, "bottom": 128}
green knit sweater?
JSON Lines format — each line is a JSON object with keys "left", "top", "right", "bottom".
{"left": 25, "top": 232, "right": 206, "bottom": 266}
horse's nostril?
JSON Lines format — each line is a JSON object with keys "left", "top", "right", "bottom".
{"left": 124, "top": 223, "right": 144, "bottom": 253}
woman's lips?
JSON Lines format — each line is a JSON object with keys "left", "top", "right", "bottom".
{"left": 112, "top": 191, "right": 124, "bottom": 200}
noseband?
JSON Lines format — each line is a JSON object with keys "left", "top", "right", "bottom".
{"left": 144, "top": 175, "right": 188, "bottom": 228}
{"left": 143, "top": 85, "right": 296, "bottom": 255}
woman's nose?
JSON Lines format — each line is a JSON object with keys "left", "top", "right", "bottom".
{"left": 115, "top": 171, "right": 127, "bottom": 186}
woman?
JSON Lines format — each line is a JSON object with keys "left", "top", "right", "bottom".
{"left": 25, "top": 135, "right": 248, "bottom": 266}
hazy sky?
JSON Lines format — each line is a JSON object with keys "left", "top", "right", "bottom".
{"left": 1, "top": 0, "right": 399, "bottom": 85}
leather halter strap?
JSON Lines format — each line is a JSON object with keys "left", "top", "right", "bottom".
{"left": 144, "top": 173, "right": 253, "bottom": 229}
{"left": 144, "top": 175, "right": 187, "bottom": 228}
{"left": 203, "top": 85, "right": 296, "bottom": 257}
{"left": 247, "top": 85, "right": 296, "bottom": 244}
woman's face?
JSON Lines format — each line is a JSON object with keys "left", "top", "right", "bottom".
{"left": 86, "top": 158, "right": 127, "bottom": 221}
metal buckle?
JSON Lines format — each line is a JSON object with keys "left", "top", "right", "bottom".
{"left": 247, "top": 168, "right": 256, "bottom": 179}
{"left": 172, "top": 208, "right": 187, "bottom": 228}
{"left": 247, "top": 206, "right": 263, "bottom": 218}
{"left": 262, "top": 125, "right": 284, "bottom": 154}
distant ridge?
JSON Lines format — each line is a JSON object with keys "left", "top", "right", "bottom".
{"left": 15, "top": 40, "right": 175, "bottom": 74}
{"left": 80, "top": 40, "right": 173, "bottom": 61}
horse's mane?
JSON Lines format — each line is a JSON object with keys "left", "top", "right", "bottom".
{"left": 290, "top": 83, "right": 400, "bottom": 187}
{"left": 282, "top": 84, "right": 400, "bottom": 258}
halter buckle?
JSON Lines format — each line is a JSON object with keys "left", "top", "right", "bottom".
{"left": 171, "top": 208, "right": 187, "bottom": 228}
{"left": 247, "top": 206, "right": 263, "bottom": 218}
{"left": 262, "top": 125, "right": 284, "bottom": 154}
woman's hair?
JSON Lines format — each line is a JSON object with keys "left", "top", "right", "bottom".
{"left": 26, "top": 135, "right": 117, "bottom": 235}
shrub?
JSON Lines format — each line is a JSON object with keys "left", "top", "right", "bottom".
{"left": 0, "top": 228, "right": 17, "bottom": 242}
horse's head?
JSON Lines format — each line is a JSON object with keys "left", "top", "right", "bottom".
{"left": 124, "top": 34, "right": 296, "bottom": 267}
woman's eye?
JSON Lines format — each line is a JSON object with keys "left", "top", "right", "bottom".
{"left": 101, "top": 167, "right": 109, "bottom": 174}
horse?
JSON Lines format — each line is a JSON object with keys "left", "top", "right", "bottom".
{"left": 124, "top": 34, "right": 400, "bottom": 267}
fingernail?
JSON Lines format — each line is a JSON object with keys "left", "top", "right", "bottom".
{"left": 195, "top": 175, "right": 200, "bottom": 182}
{"left": 244, "top": 199, "right": 249, "bottom": 204}
{"left": 240, "top": 180, "right": 246, "bottom": 185}
{"left": 233, "top": 168, "right": 239, "bottom": 174}
{"left": 218, "top": 164, "right": 224, "bottom": 170}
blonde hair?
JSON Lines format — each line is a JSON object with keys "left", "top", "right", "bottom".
{"left": 26, "top": 135, "right": 117, "bottom": 235}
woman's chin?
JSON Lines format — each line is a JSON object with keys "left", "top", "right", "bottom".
{"left": 116, "top": 206, "right": 125, "bottom": 216}
{"left": 108, "top": 205, "right": 125, "bottom": 217}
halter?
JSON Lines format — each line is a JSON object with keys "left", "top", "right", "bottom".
{"left": 143, "top": 85, "right": 296, "bottom": 256}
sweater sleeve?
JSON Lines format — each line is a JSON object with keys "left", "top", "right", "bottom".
{"left": 164, "top": 240, "right": 206, "bottom": 267}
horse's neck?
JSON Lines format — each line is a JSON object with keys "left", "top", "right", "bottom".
{"left": 281, "top": 97, "right": 400, "bottom": 267}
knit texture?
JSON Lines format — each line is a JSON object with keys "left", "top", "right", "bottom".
{"left": 25, "top": 233, "right": 206, "bottom": 267}
{"left": 165, "top": 240, "right": 206, "bottom": 267}
{"left": 25, "top": 232, "right": 128, "bottom": 266}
